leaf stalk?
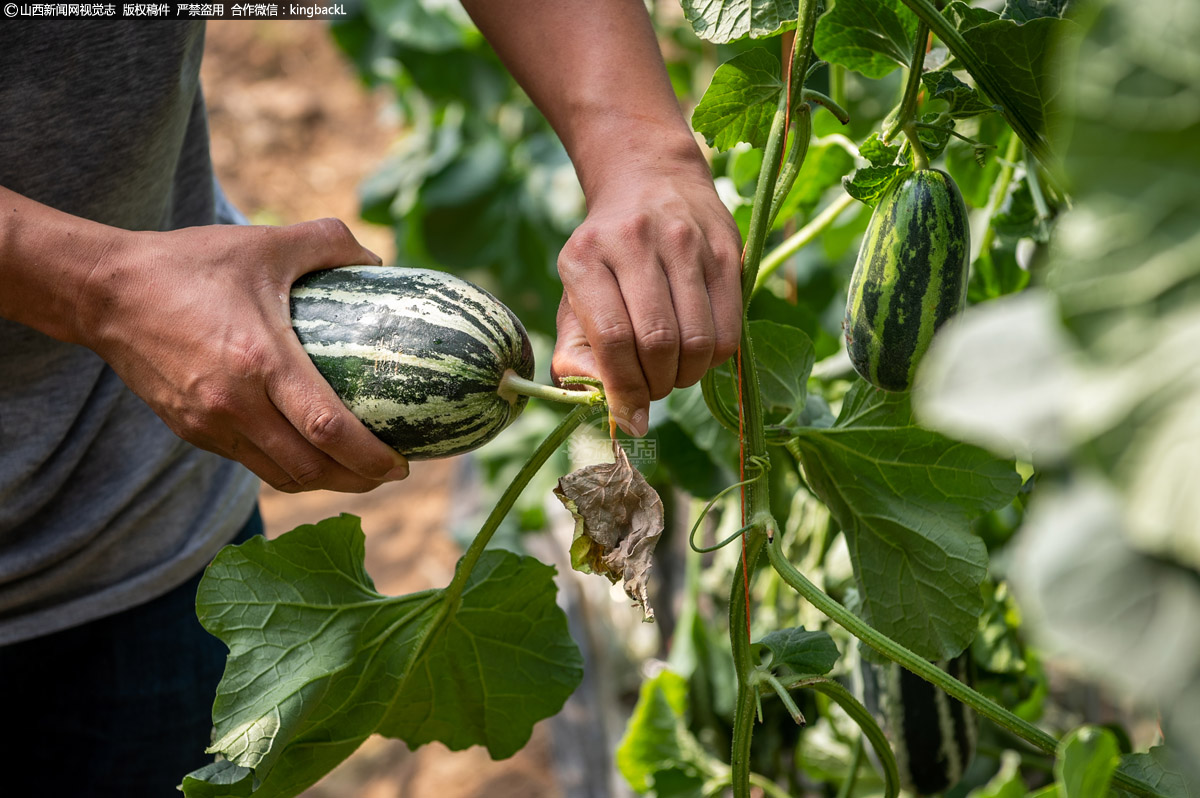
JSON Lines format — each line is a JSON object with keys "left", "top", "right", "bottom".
{"left": 443, "top": 405, "right": 593, "bottom": 605}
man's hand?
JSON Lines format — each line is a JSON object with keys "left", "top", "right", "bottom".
{"left": 552, "top": 157, "right": 742, "bottom": 436}
{"left": 76, "top": 219, "right": 409, "bottom": 493}
{"left": 462, "top": 0, "right": 744, "bottom": 435}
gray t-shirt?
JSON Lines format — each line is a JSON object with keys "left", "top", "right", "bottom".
{"left": 0, "top": 22, "right": 260, "bottom": 644}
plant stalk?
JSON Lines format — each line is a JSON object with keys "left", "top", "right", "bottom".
{"left": 887, "top": 20, "right": 930, "bottom": 145}
{"left": 755, "top": 193, "right": 858, "bottom": 294}
{"left": 443, "top": 405, "right": 593, "bottom": 604}
{"left": 765, "top": 540, "right": 1169, "bottom": 798}
{"left": 975, "top": 130, "right": 1022, "bottom": 261}
{"left": 729, "top": 4, "right": 821, "bottom": 796}
{"left": 498, "top": 370, "right": 603, "bottom": 406}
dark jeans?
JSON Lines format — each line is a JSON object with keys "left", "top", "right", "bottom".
{"left": 0, "top": 507, "right": 263, "bottom": 798}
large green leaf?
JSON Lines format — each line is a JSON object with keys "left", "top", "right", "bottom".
{"left": 942, "top": 2, "right": 1072, "bottom": 140}
{"left": 182, "top": 515, "right": 582, "bottom": 798}
{"left": 680, "top": 0, "right": 799, "bottom": 43}
{"left": 789, "top": 382, "right": 1020, "bottom": 660}
{"left": 813, "top": 0, "right": 918, "bottom": 79}
{"left": 692, "top": 48, "right": 784, "bottom": 151}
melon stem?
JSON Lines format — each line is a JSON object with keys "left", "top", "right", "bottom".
{"left": 498, "top": 370, "right": 604, "bottom": 406}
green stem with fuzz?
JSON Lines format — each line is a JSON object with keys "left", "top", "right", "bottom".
{"left": 729, "top": 5, "right": 820, "bottom": 795}
{"left": 498, "top": 370, "right": 604, "bottom": 406}
{"left": 442, "top": 405, "right": 593, "bottom": 605}
{"left": 755, "top": 193, "right": 858, "bottom": 294}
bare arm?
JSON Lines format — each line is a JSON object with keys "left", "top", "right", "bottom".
{"left": 0, "top": 185, "right": 408, "bottom": 492}
{"left": 462, "top": 0, "right": 743, "bottom": 436}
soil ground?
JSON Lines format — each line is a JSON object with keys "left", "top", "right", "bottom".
{"left": 201, "top": 21, "right": 561, "bottom": 798}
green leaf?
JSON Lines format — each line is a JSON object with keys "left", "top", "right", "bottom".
{"left": 652, "top": 419, "right": 736, "bottom": 499}
{"left": 1057, "top": 726, "right": 1120, "bottom": 798}
{"left": 789, "top": 382, "right": 1021, "bottom": 659}
{"left": 922, "top": 69, "right": 996, "bottom": 119}
{"left": 748, "top": 319, "right": 815, "bottom": 428}
{"left": 972, "top": 581, "right": 1026, "bottom": 676}
{"left": 859, "top": 132, "right": 902, "bottom": 167}
{"left": 183, "top": 516, "right": 582, "bottom": 798}
{"left": 836, "top": 378, "right": 914, "bottom": 427}
{"left": 179, "top": 762, "right": 254, "bottom": 798}
{"left": 755, "top": 627, "right": 840, "bottom": 676}
{"left": 917, "top": 112, "right": 955, "bottom": 160}
{"left": 942, "top": 1, "right": 1072, "bottom": 139}
{"left": 1116, "top": 745, "right": 1195, "bottom": 798}
{"left": 970, "top": 243, "right": 1032, "bottom": 304}
{"left": 666, "top": 381, "right": 740, "bottom": 469}
{"left": 992, "top": 179, "right": 1050, "bottom": 243}
{"left": 814, "top": 0, "right": 919, "bottom": 79}
{"left": 843, "top": 164, "right": 912, "bottom": 207}
{"left": 1001, "top": 0, "right": 1070, "bottom": 22}
{"left": 692, "top": 49, "right": 784, "bottom": 151}
{"left": 616, "top": 670, "right": 725, "bottom": 796}
{"left": 680, "top": 0, "right": 798, "bottom": 43}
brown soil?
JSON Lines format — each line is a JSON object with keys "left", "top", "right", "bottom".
{"left": 201, "top": 21, "right": 561, "bottom": 798}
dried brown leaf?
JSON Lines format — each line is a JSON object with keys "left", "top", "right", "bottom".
{"left": 553, "top": 444, "right": 665, "bottom": 622}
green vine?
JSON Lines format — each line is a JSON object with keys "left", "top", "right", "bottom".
{"left": 442, "top": 404, "right": 594, "bottom": 605}
{"left": 764, "top": 539, "right": 1170, "bottom": 798}
{"left": 728, "top": 2, "right": 819, "bottom": 794}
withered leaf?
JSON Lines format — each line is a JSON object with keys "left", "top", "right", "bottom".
{"left": 553, "top": 444, "right": 665, "bottom": 622}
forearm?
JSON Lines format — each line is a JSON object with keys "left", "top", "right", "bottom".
{"left": 0, "top": 185, "right": 126, "bottom": 345}
{"left": 461, "top": 0, "right": 709, "bottom": 200}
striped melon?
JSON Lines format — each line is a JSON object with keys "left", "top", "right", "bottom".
{"left": 290, "top": 266, "right": 535, "bottom": 460}
{"left": 860, "top": 653, "right": 977, "bottom": 795}
{"left": 844, "top": 169, "right": 970, "bottom": 392}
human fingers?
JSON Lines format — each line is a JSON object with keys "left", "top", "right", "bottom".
{"left": 550, "top": 295, "right": 600, "bottom": 385}
{"left": 705, "top": 225, "right": 743, "bottom": 369}
{"left": 556, "top": 253, "right": 651, "bottom": 437}
{"left": 264, "top": 344, "right": 410, "bottom": 483}
{"left": 219, "top": 425, "right": 389, "bottom": 495}
{"left": 277, "top": 217, "right": 383, "bottom": 279}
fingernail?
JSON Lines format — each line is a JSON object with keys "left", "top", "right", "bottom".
{"left": 614, "top": 407, "right": 648, "bottom": 438}
{"left": 385, "top": 462, "right": 409, "bottom": 481}
{"left": 630, "top": 408, "right": 649, "bottom": 437}
{"left": 366, "top": 249, "right": 383, "bottom": 266}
